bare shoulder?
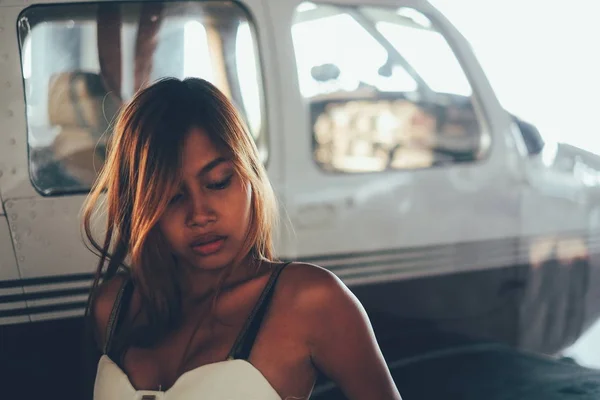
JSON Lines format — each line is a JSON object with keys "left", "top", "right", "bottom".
{"left": 275, "top": 262, "right": 402, "bottom": 399}
{"left": 275, "top": 262, "right": 362, "bottom": 318}
{"left": 90, "top": 274, "right": 130, "bottom": 349}
{"left": 277, "top": 261, "right": 339, "bottom": 287}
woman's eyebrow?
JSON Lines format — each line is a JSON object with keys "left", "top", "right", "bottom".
{"left": 196, "top": 157, "right": 228, "bottom": 178}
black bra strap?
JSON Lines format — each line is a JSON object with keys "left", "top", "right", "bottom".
{"left": 228, "top": 262, "right": 291, "bottom": 360}
{"left": 103, "top": 263, "right": 290, "bottom": 361}
{"left": 103, "top": 277, "right": 133, "bottom": 356}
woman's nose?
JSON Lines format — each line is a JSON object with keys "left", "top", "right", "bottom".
{"left": 187, "top": 195, "right": 216, "bottom": 227}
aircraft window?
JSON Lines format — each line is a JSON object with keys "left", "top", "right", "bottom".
{"left": 292, "top": 3, "right": 490, "bottom": 173}
{"left": 18, "top": 1, "right": 266, "bottom": 195}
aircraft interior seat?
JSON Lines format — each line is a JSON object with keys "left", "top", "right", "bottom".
{"left": 47, "top": 71, "right": 120, "bottom": 186}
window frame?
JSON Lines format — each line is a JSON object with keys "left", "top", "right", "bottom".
{"left": 291, "top": 2, "right": 493, "bottom": 176}
{"left": 17, "top": 0, "right": 269, "bottom": 197}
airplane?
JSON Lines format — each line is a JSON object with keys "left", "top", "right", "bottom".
{"left": 1, "top": 0, "right": 599, "bottom": 397}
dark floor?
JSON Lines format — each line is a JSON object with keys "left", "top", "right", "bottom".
{"left": 313, "top": 317, "right": 600, "bottom": 400}
{"left": 3, "top": 316, "right": 600, "bottom": 399}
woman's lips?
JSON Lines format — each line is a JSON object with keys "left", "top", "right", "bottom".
{"left": 190, "top": 237, "right": 226, "bottom": 256}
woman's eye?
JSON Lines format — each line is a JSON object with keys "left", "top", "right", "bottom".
{"left": 169, "top": 193, "right": 183, "bottom": 204}
{"left": 207, "top": 175, "right": 232, "bottom": 190}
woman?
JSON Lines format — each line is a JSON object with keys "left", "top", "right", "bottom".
{"left": 84, "top": 78, "right": 402, "bottom": 400}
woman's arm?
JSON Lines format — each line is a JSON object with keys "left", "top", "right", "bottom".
{"left": 292, "top": 264, "right": 403, "bottom": 400}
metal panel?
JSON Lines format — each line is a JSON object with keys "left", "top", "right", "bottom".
{"left": 0, "top": 6, "right": 37, "bottom": 200}
{"left": 0, "top": 214, "right": 29, "bottom": 324}
{"left": 5, "top": 195, "right": 96, "bottom": 321}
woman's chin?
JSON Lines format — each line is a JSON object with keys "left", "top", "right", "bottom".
{"left": 185, "top": 253, "right": 232, "bottom": 273}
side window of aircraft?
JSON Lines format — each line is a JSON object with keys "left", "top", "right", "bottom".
{"left": 291, "top": 3, "right": 491, "bottom": 173}
{"left": 18, "top": 1, "right": 265, "bottom": 195}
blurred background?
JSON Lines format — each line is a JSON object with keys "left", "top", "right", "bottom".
{"left": 432, "top": 0, "right": 600, "bottom": 154}
{"left": 431, "top": 0, "right": 600, "bottom": 368}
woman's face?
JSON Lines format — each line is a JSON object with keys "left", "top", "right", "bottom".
{"left": 158, "top": 127, "right": 252, "bottom": 272}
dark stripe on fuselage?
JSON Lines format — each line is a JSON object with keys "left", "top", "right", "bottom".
{"left": 0, "top": 272, "right": 94, "bottom": 289}
{"left": 1, "top": 231, "right": 597, "bottom": 317}
{"left": 0, "top": 300, "right": 87, "bottom": 318}
{"left": 0, "top": 287, "right": 89, "bottom": 304}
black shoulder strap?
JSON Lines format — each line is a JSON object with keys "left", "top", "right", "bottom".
{"left": 103, "top": 277, "right": 134, "bottom": 357}
{"left": 228, "top": 262, "right": 291, "bottom": 360}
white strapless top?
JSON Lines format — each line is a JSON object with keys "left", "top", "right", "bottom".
{"left": 94, "top": 355, "right": 282, "bottom": 400}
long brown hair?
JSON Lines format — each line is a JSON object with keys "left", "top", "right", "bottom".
{"left": 82, "top": 77, "right": 278, "bottom": 345}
